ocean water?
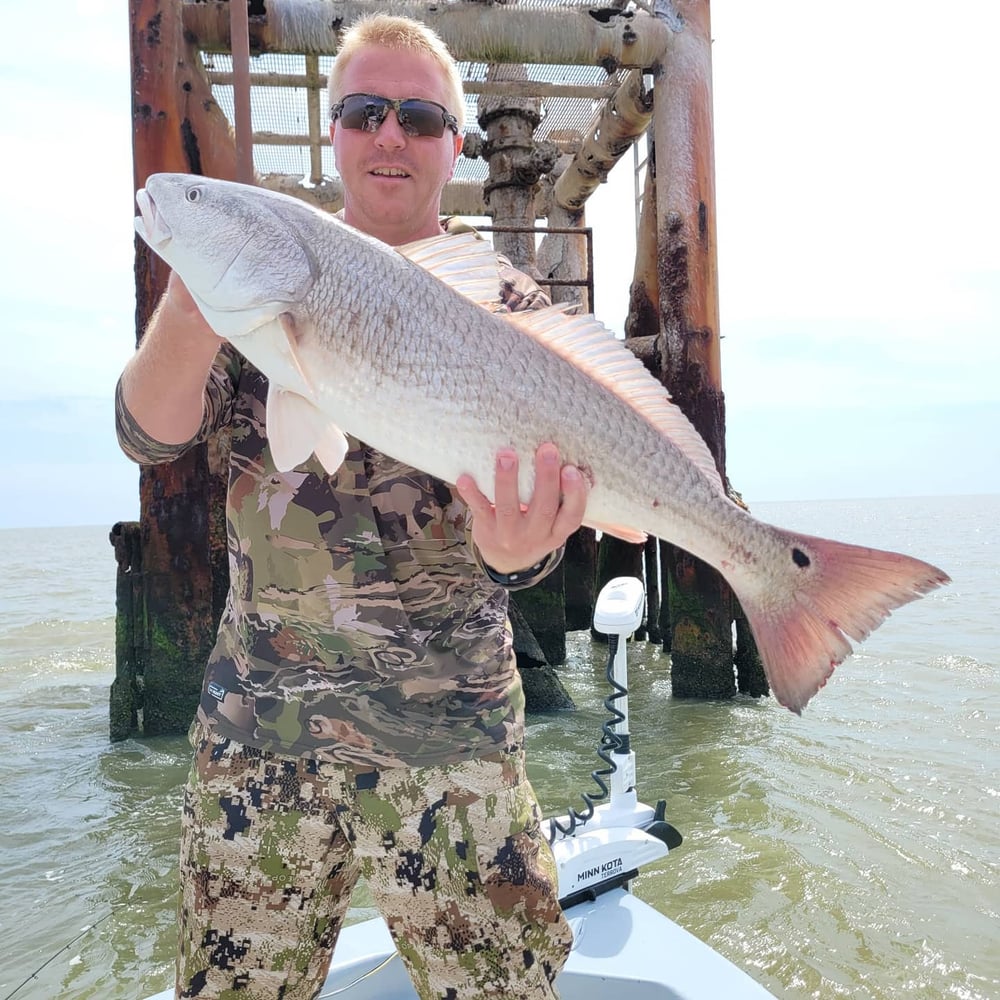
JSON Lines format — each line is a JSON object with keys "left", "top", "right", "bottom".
{"left": 0, "top": 495, "right": 996, "bottom": 1000}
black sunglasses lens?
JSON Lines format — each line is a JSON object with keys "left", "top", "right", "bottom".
{"left": 339, "top": 95, "right": 388, "bottom": 132}
{"left": 397, "top": 101, "right": 445, "bottom": 138}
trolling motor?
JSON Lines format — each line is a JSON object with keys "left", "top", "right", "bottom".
{"left": 546, "top": 577, "right": 683, "bottom": 909}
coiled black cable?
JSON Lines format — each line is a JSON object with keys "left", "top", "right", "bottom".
{"left": 548, "top": 633, "right": 629, "bottom": 844}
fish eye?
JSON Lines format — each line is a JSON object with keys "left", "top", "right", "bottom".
{"left": 186, "top": 187, "right": 203, "bottom": 203}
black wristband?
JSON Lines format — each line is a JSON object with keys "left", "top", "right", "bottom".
{"left": 483, "top": 559, "right": 547, "bottom": 587}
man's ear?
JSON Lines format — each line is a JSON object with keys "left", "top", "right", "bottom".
{"left": 448, "top": 133, "right": 463, "bottom": 179}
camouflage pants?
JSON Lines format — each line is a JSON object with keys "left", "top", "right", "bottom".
{"left": 177, "top": 724, "right": 572, "bottom": 999}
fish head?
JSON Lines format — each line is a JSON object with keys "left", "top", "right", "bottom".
{"left": 134, "top": 173, "right": 319, "bottom": 338}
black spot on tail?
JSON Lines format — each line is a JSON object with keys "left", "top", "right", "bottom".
{"left": 792, "top": 547, "right": 811, "bottom": 568}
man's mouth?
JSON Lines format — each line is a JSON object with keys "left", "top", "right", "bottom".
{"left": 370, "top": 167, "right": 411, "bottom": 178}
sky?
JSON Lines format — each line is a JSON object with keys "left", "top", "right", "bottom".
{"left": 1, "top": 0, "right": 998, "bottom": 530}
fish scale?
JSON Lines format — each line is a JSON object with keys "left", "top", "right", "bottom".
{"left": 134, "top": 173, "right": 950, "bottom": 713}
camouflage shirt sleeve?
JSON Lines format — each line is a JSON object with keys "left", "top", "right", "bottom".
{"left": 440, "top": 220, "right": 566, "bottom": 589}
{"left": 115, "top": 342, "right": 243, "bottom": 465}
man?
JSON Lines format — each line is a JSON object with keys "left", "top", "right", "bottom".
{"left": 117, "top": 13, "right": 585, "bottom": 1000}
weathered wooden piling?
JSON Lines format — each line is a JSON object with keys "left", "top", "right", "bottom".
{"left": 109, "top": 521, "right": 143, "bottom": 740}
{"left": 112, "top": 0, "right": 238, "bottom": 738}
{"left": 644, "top": 0, "right": 761, "bottom": 699}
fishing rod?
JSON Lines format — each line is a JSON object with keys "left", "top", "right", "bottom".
{"left": 3, "top": 910, "right": 115, "bottom": 1000}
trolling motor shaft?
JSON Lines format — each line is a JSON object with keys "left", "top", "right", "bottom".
{"left": 593, "top": 576, "right": 646, "bottom": 798}
{"left": 546, "top": 576, "right": 681, "bottom": 905}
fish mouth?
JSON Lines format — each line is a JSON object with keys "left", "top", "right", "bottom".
{"left": 134, "top": 188, "right": 172, "bottom": 248}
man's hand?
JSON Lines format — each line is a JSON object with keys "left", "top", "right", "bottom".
{"left": 160, "top": 270, "right": 222, "bottom": 343}
{"left": 455, "top": 442, "right": 589, "bottom": 575}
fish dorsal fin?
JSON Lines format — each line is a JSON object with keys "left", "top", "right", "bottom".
{"left": 397, "top": 232, "right": 501, "bottom": 308}
{"left": 508, "top": 306, "right": 725, "bottom": 494}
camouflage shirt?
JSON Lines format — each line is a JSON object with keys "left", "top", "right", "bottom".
{"left": 117, "top": 222, "right": 560, "bottom": 768}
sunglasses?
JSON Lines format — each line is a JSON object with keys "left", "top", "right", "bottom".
{"left": 331, "top": 93, "right": 460, "bottom": 139}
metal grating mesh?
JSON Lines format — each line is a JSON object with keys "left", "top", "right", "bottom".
{"left": 203, "top": 50, "right": 625, "bottom": 185}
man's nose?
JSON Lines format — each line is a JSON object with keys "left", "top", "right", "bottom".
{"left": 374, "top": 112, "right": 407, "bottom": 148}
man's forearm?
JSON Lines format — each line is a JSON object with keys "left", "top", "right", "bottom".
{"left": 120, "top": 284, "right": 221, "bottom": 445}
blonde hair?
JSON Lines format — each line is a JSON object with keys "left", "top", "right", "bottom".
{"left": 328, "top": 14, "right": 466, "bottom": 130}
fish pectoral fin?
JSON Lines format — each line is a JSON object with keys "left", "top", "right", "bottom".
{"left": 266, "top": 384, "right": 347, "bottom": 473}
{"left": 277, "top": 312, "right": 315, "bottom": 393}
{"left": 312, "top": 423, "right": 350, "bottom": 475}
{"left": 585, "top": 520, "right": 648, "bottom": 545}
{"left": 396, "top": 231, "right": 501, "bottom": 308}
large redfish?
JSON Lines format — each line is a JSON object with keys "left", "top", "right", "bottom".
{"left": 134, "top": 173, "right": 949, "bottom": 712}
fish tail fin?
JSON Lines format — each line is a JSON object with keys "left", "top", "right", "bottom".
{"left": 734, "top": 532, "right": 950, "bottom": 714}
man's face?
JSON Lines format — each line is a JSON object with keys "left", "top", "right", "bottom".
{"left": 331, "top": 46, "right": 463, "bottom": 246}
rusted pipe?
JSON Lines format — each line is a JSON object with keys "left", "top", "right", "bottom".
{"left": 230, "top": 0, "right": 254, "bottom": 184}
{"left": 183, "top": 0, "right": 672, "bottom": 68}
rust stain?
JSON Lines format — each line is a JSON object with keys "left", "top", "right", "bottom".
{"left": 144, "top": 11, "right": 162, "bottom": 46}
